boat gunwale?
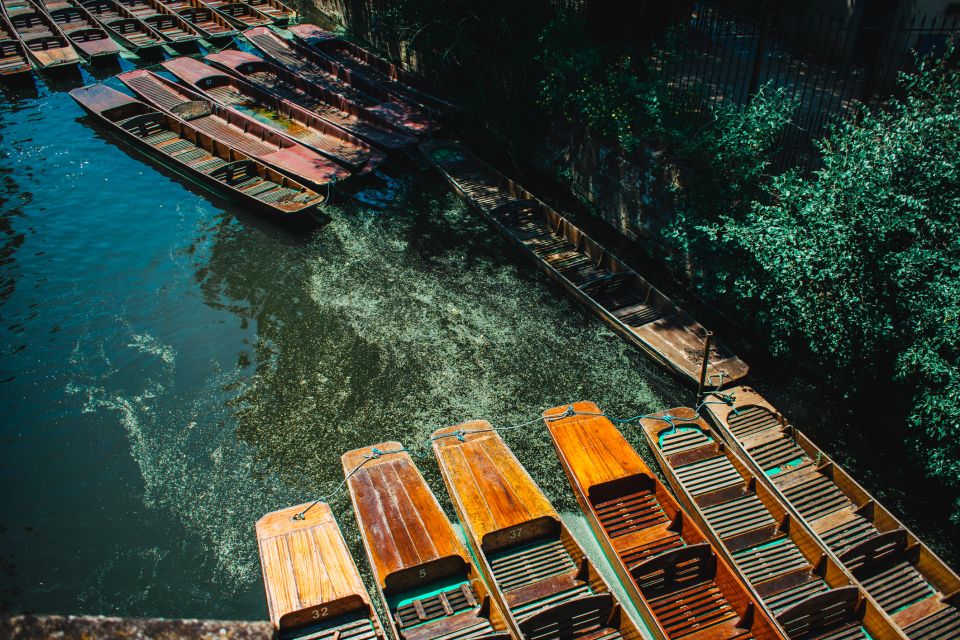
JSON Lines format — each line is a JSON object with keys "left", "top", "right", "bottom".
{"left": 2, "top": 0, "right": 82, "bottom": 69}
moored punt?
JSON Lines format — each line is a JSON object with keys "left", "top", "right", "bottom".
{"left": 205, "top": 49, "right": 417, "bottom": 151}
{"left": 290, "top": 23, "right": 452, "bottom": 115}
{"left": 703, "top": 387, "right": 960, "bottom": 639}
{"left": 116, "top": 0, "right": 200, "bottom": 47}
{"left": 2, "top": 0, "right": 80, "bottom": 70}
{"left": 256, "top": 501, "right": 388, "bottom": 640}
{"left": 154, "top": 0, "right": 235, "bottom": 40}
{"left": 543, "top": 401, "right": 784, "bottom": 640}
{"left": 70, "top": 84, "right": 325, "bottom": 218}
{"left": 431, "top": 422, "right": 645, "bottom": 640}
{"left": 81, "top": 0, "right": 165, "bottom": 56}
{"left": 342, "top": 443, "right": 512, "bottom": 640}
{"left": 0, "top": 12, "right": 31, "bottom": 78}
{"left": 637, "top": 407, "right": 907, "bottom": 640}
{"left": 34, "top": 0, "right": 116, "bottom": 60}
{"left": 198, "top": 0, "right": 268, "bottom": 29}
{"left": 241, "top": 0, "right": 292, "bottom": 24}
{"left": 420, "top": 140, "right": 748, "bottom": 389}
{"left": 162, "top": 56, "right": 385, "bottom": 175}
{"left": 244, "top": 27, "right": 435, "bottom": 138}
{"left": 118, "top": 69, "right": 351, "bottom": 190}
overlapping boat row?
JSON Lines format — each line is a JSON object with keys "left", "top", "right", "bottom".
{"left": 65, "top": 24, "right": 448, "bottom": 220}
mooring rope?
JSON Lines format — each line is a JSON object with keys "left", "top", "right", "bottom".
{"left": 290, "top": 391, "right": 740, "bottom": 520}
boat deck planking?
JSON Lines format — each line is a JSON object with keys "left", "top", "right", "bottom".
{"left": 118, "top": 69, "right": 351, "bottom": 190}
{"left": 289, "top": 23, "right": 452, "bottom": 115}
{"left": 342, "top": 443, "right": 512, "bottom": 640}
{"left": 115, "top": 0, "right": 199, "bottom": 46}
{"left": 81, "top": 0, "right": 165, "bottom": 55}
{"left": 240, "top": 0, "right": 292, "bottom": 23}
{"left": 544, "top": 401, "right": 785, "bottom": 640}
{"left": 420, "top": 140, "right": 749, "bottom": 389}
{"left": 153, "top": 0, "right": 235, "bottom": 39}
{"left": 243, "top": 26, "right": 434, "bottom": 137}
{"left": 432, "top": 422, "right": 645, "bottom": 640}
{"left": 704, "top": 387, "right": 960, "bottom": 640}
{"left": 70, "top": 84, "right": 325, "bottom": 217}
{"left": 2, "top": 0, "right": 80, "bottom": 69}
{"left": 256, "top": 501, "right": 388, "bottom": 640}
{"left": 33, "top": 0, "right": 116, "bottom": 60}
{"left": 637, "top": 407, "right": 907, "bottom": 640}
{"left": 162, "top": 55, "right": 386, "bottom": 175}
{"left": 0, "top": 10, "right": 31, "bottom": 77}
{"left": 198, "top": 0, "right": 268, "bottom": 29}
{"left": 205, "top": 49, "right": 417, "bottom": 151}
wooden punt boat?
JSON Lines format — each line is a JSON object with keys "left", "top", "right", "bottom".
{"left": 118, "top": 69, "right": 351, "bottom": 190}
{"left": 703, "top": 387, "right": 960, "bottom": 639}
{"left": 0, "top": 11, "right": 31, "bottom": 78}
{"left": 289, "top": 23, "right": 452, "bottom": 115}
{"left": 1, "top": 0, "right": 80, "bottom": 70}
{"left": 205, "top": 49, "right": 417, "bottom": 152}
{"left": 198, "top": 0, "right": 268, "bottom": 29}
{"left": 153, "top": 0, "right": 235, "bottom": 40}
{"left": 636, "top": 407, "right": 907, "bottom": 640}
{"left": 162, "top": 56, "right": 386, "bottom": 175}
{"left": 342, "top": 443, "right": 512, "bottom": 640}
{"left": 257, "top": 501, "right": 388, "bottom": 640}
{"left": 115, "top": 0, "right": 199, "bottom": 47}
{"left": 542, "top": 401, "right": 784, "bottom": 640}
{"left": 81, "top": 0, "right": 164, "bottom": 55}
{"left": 70, "top": 84, "right": 325, "bottom": 218}
{"left": 244, "top": 26, "right": 434, "bottom": 138}
{"left": 420, "top": 140, "right": 749, "bottom": 388}
{"left": 240, "top": 0, "right": 291, "bottom": 24}
{"left": 33, "top": 0, "right": 116, "bottom": 60}
{"left": 431, "top": 422, "right": 646, "bottom": 640}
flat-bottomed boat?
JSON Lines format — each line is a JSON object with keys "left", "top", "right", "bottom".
{"left": 637, "top": 406, "right": 907, "bottom": 640}
{"left": 244, "top": 26, "right": 434, "bottom": 137}
{"left": 343, "top": 443, "right": 512, "bottom": 640}
{"left": 153, "top": 0, "right": 234, "bottom": 40}
{"left": 81, "top": 0, "right": 165, "bottom": 56}
{"left": 0, "top": 11, "right": 31, "bottom": 77}
{"left": 543, "top": 401, "right": 784, "bottom": 640}
{"left": 162, "top": 55, "right": 386, "bottom": 175}
{"left": 71, "top": 83, "right": 325, "bottom": 219}
{"left": 198, "top": 0, "right": 268, "bottom": 29}
{"left": 704, "top": 387, "right": 960, "bottom": 639}
{"left": 34, "top": 0, "right": 116, "bottom": 61}
{"left": 116, "top": 0, "right": 199, "bottom": 47}
{"left": 432, "top": 421, "right": 645, "bottom": 640}
{"left": 1, "top": 0, "right": 80, "bottom": 69}
{"left": 205, "top": 49, "right": 417, "bottom": 151}
{"left": 118, "top": 68, "right": 351, "bottom": 190}
{"left": 256, "top": 501, "right": 388, "bottom": 640}
{"left": 421, "top": 141, "right": 748, "bottom": 389}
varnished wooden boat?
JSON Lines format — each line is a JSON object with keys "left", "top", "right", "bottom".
{"left": 244, "top": 26, "right": 434, "bottom": 138}
{"left": 543, "top": 401, "right": 784, "bottom": 640}
{"left": 703, "top": 387, "right": 960, "bottom": 639}
{"left": 153, "top": 0, "right": 235, "bottom": 40}
{"left": 81, "top": 0, "right": 165, "bottom": 56}
{"left": 33, "top": 0, "right": 116, "bottom": 60}
{"left": 421, "top": 140, "right": 749, "bottom": 388}
{"left": 1, "top": 0, "right": 80, "bottom": 70}
{"left": 290, "top": 23, "right": 452, "bottom": 115}
{"left": 257, "top": 501, "right": 388, "bottom": 640}
{"left": 205, "top": 49, "right": 417, "bottom": 152}
{"left": 637, "top": 407, "right": 907, "bottom": 639}
{"left": 118, "top": 69, "right": 351, "bottom": 190}
{"left": 431, "top": 422, "right": 645, "bottom": 640}
{"left": 116, "top": 0, "right": 200, "bottom": 48}
{"left": 71, "top": 84, "right": 325, "bottom": 218}
{"left": 0, "top": 11, "right": 31, "bottom": 77}
{"left": 162, "top": 56, "right": 386, "bottom": 175}
{"left": 342, "top": 443, "right": 512, "bottom": 640}
{"left": 197, "top": 0, "right": 268, "bottom": 29}
{"left": 241, "top": 0, "right": 291, "bottom": 24}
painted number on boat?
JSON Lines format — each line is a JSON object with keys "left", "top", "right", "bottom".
{"left": 418, "top": 568, "right": 427, "bottom": 579}
{"left": 509, "top": 527, "right": 523, "bottom": 539}
{"left": 312, "top": 607, "right": 329, "bottom": 619}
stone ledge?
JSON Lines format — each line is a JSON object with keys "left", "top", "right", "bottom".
{"left": 1, "top": 614, "right": 272, "bottom": 639}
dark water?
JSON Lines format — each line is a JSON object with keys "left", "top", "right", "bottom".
{"left": 0, "top": 66, "right": 688, "bottom": 619}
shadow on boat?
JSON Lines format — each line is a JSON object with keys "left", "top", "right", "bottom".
{"left": 75, "top": 114, "right": 329, "bottom": 237}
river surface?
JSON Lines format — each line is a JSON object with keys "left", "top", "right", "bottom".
{"left": 0, "top": 64, "right": 689, "bottom": 620}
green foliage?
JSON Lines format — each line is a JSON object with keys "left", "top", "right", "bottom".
{"left": 719, "top": 45, "right": 960, "bottom": 514}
